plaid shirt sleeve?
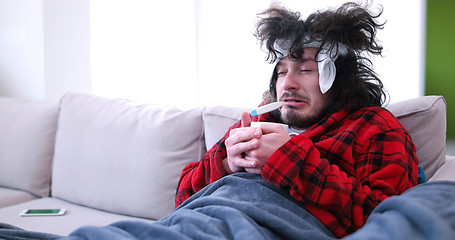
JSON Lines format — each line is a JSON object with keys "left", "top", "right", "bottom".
{"left": 261, "top": 107, "right": 419, "bottom": 237}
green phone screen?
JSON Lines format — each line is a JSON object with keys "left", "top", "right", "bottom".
{"left": 26, "top": 209, "right": 60, "bottom": 214}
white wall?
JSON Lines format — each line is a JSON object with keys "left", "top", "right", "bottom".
{"left": 0, "top": 0, "right": 45, "bottom": 99}
{"left": 0, "top": 0, "right": 90, "bottom": 102}
{"left": 0, "top": 0, "right": 426, "bottom": 109}
{"left": 43, "top": 0, "right": 91, "bottom": 101}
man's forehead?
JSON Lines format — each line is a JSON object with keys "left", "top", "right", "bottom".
{"left": 276, "top": 47, "right": 318, "bottom": 65}
{"left": 277, "top": 56, "right": 316, "bottom": 65}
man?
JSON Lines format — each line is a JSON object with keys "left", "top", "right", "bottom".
{"left": 176, "top": 2, "right": 419, "bottom": 238}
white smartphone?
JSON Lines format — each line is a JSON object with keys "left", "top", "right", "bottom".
{"left": 19, "top": 208, "right": 66, "bottom": 217}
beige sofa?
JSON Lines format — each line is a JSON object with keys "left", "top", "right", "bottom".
{"left": 0, "top": 92, "right": 453, "bottom": 236}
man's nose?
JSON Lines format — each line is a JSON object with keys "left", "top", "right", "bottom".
{"left": 280, "top": 71, "right": 300, "bottom": 90}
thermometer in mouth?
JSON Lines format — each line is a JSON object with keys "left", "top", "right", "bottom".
{"left": 250, "top": 102, "right": 284, "bottom": 117}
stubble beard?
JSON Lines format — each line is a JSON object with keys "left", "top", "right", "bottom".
{"left": 275, "top": 91, "right": 332, "bottom": 130}
{"left": 280, "top": 105, "right": 326, "bottom": 130}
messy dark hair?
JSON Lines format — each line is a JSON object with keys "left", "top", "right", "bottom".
{"left": 254, "top": 2, "right": 387, "bottom": 113}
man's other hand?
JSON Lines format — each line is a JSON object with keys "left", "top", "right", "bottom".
{"left": 244, "top": 122, "right": 291, "bottom": 175}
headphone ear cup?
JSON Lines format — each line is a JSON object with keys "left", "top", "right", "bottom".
{"left": 318, "top": 58, "right": 336, "bottom": 94}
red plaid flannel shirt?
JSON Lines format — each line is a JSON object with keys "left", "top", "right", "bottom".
{"left": 176, "top": 106, "right": 419, "bottom": 238}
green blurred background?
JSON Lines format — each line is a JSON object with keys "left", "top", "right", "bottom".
{"left": 426, "top": 0, "right": 455, "bottom": 139}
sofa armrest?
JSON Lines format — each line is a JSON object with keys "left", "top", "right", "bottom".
{"left": 429, "top": 155, "right": 455, "bottom": 182}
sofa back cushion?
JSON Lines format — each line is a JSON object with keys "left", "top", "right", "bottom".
{"left": 51, "top": 93, "right": 205, "bottom": 219}
{"left": 0, "top": 97, "right": 58, "bottom": 197}
{"left": 202, "top": 106, "right": 250, "bottom": 150}
{"left": 203, "top": 96, "right": 447, "bottom": 181}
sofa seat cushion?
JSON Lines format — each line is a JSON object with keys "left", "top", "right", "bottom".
{"left": 51, "top": 93, "right": 205, "bottom": 220}
{"left": 0, "top": 187, "right": 38, "bottom": 208}
{"left": 0, "top": 197, "right": 154, "bottom": 236}
{"left": 0, "top": 97, "right": 58, "bottom": 197}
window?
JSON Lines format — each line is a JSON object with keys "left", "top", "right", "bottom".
{"left": 90, "top": 0, "right": 425, "bottom": 109}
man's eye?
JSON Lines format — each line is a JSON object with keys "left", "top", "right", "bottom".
{"left": 277, "top": 71, "right": 287, "bottom": 76}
